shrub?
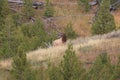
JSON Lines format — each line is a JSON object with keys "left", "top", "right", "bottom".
{"left": 0, "top": 15, "right": 23, "bottom": 58}
{"left": 91, "top": 0, "right": 116, "bottom": 35}
{"left": 11, "top": 45, "right": 28, "bottom": 80}
{"left": 48, "top": 63, "right": 63, "bottom": 80}
{"left": 77, "top": 0, "right": 90, "bottom": 12}
{"left": 113, "top": 55, "right": 120, "bottom": 80}
{"left": 0, "top": 0, "right": 10, "bottom": 30}
{"left": 60, "top": 44, "right": 86, "bottom": 80}
{"left": 23, "top": 0, "right": 34, "bottom": 18}
{"left": 44, "top": 0, "right": 54, "bottom": 17}
{"left": 21, "top": 19, "right": 56, "bottom": 48}
{"left": 11, "top": 45, "right": 36, "bottom": 80}
{"left": 64, "top": 23, "right": 78, "bottom": 39}
{"left": 87, "top": 52, "right": 114, "bottom": 80}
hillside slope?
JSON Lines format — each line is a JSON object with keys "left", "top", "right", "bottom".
{"left": 0, "top": 30, "right": 120, "bottom": 70}
{"left": 27, "top": 29, "right": 120, "bottom": 64}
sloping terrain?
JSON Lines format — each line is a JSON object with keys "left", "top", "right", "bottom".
{"left": 27, "top": 30, "right": 120, "bottom": 65}
{"left": 0, "top": 30, "right": 120, "bottom": 70}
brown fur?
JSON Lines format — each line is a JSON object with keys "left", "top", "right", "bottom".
{"left": 62, "top": 33, "right": 67, "bottom": 43}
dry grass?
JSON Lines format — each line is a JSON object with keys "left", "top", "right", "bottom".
{"left": 0, "top": 32, "right": 120, "bottom": 70}
{"left": 1, "top": 0, "right": 120, "bottom": 70}
{"left": 113, "top": 10, "right": 120, "bottom": 29}
{"left": 48, "top": 3, "right": 120, "bottom": 36}
{"left": 27, "top": 29, "right": 120, "bottom": 67}
{"left": 52, "top": 14, "right": 92, "bottom": 36}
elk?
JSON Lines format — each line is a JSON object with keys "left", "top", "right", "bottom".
{"left": 53, "top": 33, "right": 67, "bottom": 46}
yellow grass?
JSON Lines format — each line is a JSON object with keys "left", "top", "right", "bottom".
{"left": 53, "top": 15, "right": 92, "bottom": 36}
{"left": 0, "top": 35, "right": 120, "bottom": 70}
{"left": 113, "top": 10, "right": 120, "bottom": 29}
{"left": 1, "top": 0, "right": 120, "bottom": 70}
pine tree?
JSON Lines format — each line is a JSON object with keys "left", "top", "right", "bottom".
{"left": 11, "top": 45, "right": 27, "bottom": 80}
{"left": 23, "top": 0, "right": 34, "bottom": 18}
{"left": 0, "top": 0, "right": 10, "bottom": 29}
{"left": 96, "top": 0, "right": 118, "bottom": 4}
{"left": 77, "top": 0, "right": 90, "bottom": 12}
{"left": 113, "top": 55, "right": 120, "bottom": 80}
{"left": 60, "top": 44, "right": 86, "bottom": 80}
{"left": 48, "top": 63, "right": 63, "bottom": 80}
{"left": 11, "top": 45, "right": 35, "bottom": 80}
{"left": 91, "top": 0, "right": 116, "bottom": 35}
{"left": 12, "top": 13, "right": 22, "bottom": 26}
{"left": 64, "top": 23, "right": 78, "bottom": 39}
{"left": 44, "top": 0, "right": 54, "bottom": 17}
{"left": 87, "top": 52, "right": 114, "bottom": 80}
{"left": 21, "top": 19, "right": 50, "bottom": 49}
{"left": 0, "top": 15, "right": 17, "bottom": 58}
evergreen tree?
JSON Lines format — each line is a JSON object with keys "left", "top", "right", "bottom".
{"left": 44, "top": 0, "right": 54, "bottom": 17}
{"left": 23, "top": 0, "right": 34, "bottom": 18}
{"left": 48, "top": 64, "right": 63, "bottom": 80}
{"left": 96, "top": 0, "right": 119, "bottom": 4}
{"left": 0, "top": 15, "right": 17, "bottom": 58}
{"left": 0, "top": 0, "right": 10, "bottom": 29}
{"left": 77, "top": 0, "right": 90, "bottom": 12}
{"left": 113, "top": 55, "right": 120, "bottom": 80}
{"left": 91, "top": 0, "right": 116, "bottom": 35}
{"left": 64, "top": 23, "right": 78, "bottom": 39}
{"left": 21, "top": 19, "right": 52, "bottom": 48}
{"left": 12, "top": 45, "right": 27, "bottom": 80}
{"left": 87, "top": 52, "right": 114, "bottom": 80}
{"left": 60, "top": 44, "right": 86, "bottom": 80}
{"left": 0, "top": 15, "right": 24, "bottom": 58}
{"left": 12, "top": 13, "right": 22, "bottom": 26}
{"left": 11, "top": 45, "right": 35, "bottom": 80}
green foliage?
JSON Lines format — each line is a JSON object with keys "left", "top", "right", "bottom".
{"left": 11, "top": 45, "right": 36, "bottom": 80}
{"left": 21, "top": 19, "right": 56, "bottom": 49}
{"left": 113, "top": 55, "right": 120, "bottom": 80}
{"left": 48, "top": 64, "right": 63, "bottom": 80}
{"left": 87, "top": 52, "right": 114, "bottom": 80}
{"left": 12, "top": 13, "right": 22, "bottom": 26}
{"left": 96, "top": 0, "right": 119, "bottom": 4}
{"left": 0, "top": 15, "right": 23, "bottom": 58}
{"left": 44, "top": 0, "right": 54, "bottom": 17}
{"left": 91, "top": 0, "right": 116, "bottom": 35}
{"left": 60, "top": 44, "right": 86, "bottom": 80}
{"left": 77, "top": 0, "right": 90, "bottom": 12}
{"left": 23, "top": 0, "right": 34, "bottom": 18}
{"left": 64, "top": 23, "right": 78, "bottom": 39}
{"left": 0, "top": 0, "right": 10, "bottom": 29}
{"left": 11, "top": 45, "right": 28, "bottom": 80}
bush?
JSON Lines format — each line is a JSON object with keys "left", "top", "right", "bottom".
{"left": 60, "top": 44, "right": 86, "bottom": 80}
{"left": 86, "top": 52, "right": 114, "bottom": 80}
{"left": 0, "top": 15, "right": 23, "bottom": 58}
{"left": 91, "top": 0, "right": 116, "bottom": 35}
{"left": 44, "top": 0, "right": 54, "bottom": 17}
{"left": 0, "top": 0, "right": 10, "bottom": 27}
{"left": 23, "top": 0, "right": 34, "bottom": 18}
{"left": 64, "top": 23, "right": 78, "bottom": 39}
{"left": 113, "top": 55, "right": 120, "bottom": 79}
{"left": 48, "top": 63, "right": 63, "bottom": 80}
{"left": 77, "top": 0, "right": 90, "bottom": 12}
{"left": 11, "top": 45, "right": 37, "bottom": 80}
{"left": 21, "top": 19, "right": 56, "bottom": 48}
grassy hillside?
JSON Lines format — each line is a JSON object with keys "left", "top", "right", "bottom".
{"left": 38, "top": 0, "right": 120, "bottom": 35}
{"left": 0, "top": 0, "right": 120, "bottom": 80}
{"left": 0, "top": 30, "right": 120, "bottom": 70}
